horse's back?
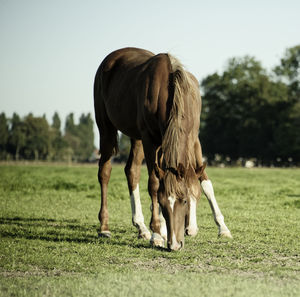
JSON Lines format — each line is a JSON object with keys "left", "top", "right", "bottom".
{"left": 100, "top": 47, "right": 154, "bottom": 72}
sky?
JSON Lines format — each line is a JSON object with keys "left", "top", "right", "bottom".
{"left": 0, "top": 0, "right": 299, "bottom": 146}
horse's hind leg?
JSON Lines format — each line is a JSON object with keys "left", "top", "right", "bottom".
{"left": 125, "top": 139, "right": 151, "bottom": 240}
{"left": 97, "top": 131, "right": 117, "bottom": 238}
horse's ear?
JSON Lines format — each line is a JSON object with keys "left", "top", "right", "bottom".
{"left": 154, "top": 163, "right": 165, "bottom": 179}
{"left": 177, "top": 163, "right": 186, "bottom": 180}
{"left": 195, "top": 162, "right": 207, "bottom": 179}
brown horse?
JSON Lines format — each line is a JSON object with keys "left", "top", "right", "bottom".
{"left": 94, "top": 47, "right": 232, "bottom": 250}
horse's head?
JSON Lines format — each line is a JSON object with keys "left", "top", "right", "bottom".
{"left": 155, "top": 161, "right": 204, "bottom": 251}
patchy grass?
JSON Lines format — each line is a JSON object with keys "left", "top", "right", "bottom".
{"left": 0, "top": 164, "right": 300, "bottom": 296}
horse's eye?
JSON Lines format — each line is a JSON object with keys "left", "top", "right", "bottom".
{"left": 183, "top": 200, "right": 187, "bottom": 205}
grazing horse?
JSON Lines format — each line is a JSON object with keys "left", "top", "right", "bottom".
{"left": 94, "top": 47, "right": 232, "bottom": 250}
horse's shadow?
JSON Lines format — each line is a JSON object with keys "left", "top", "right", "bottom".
{"left": 0, "top": 216, "right": 168, "bottom": 251}
{"left": 0, "top": 216, "right": 96, "bottom": 244}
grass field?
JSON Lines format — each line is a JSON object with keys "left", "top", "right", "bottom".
{"left": 0, "top": 164, "right": 300, "bottom": 296}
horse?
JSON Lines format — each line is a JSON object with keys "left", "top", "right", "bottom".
{"left": 94, "top": 47, "right": 232, "bottom": 250}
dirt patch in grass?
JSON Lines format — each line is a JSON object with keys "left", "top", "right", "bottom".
{"left": 131, "top": 256, "right": 300, "bottom": 282}
{"left": 0, "top": 266, "right": 79, "bottom": 278}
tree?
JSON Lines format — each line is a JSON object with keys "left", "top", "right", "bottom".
{"left": 23, "top": 114, "right": 51, "bottom": 160}
{"left": 65, "top": 113, "right": 77, "bottom": 136}
{"left": 274, "top": 45, "right": 300, "bottom": 89}
{"left": 8, "top": 113, "right": 26, "bottom": 160}
{"left": 200, "top": 56, "right": 289, "bottom": 164}
{"left": 64, "top": 113, "right": 95, "bottom": 162}
{"left": 77, "top": 113, "right": 94, "bottom": 161}
{"left": 63, "top": 113, "right": 79, "bottom": 161}
{"left": 0, "top": 113, "right": 9, "bottom": 159}
{"left": 52, "top": 112, "right": 61, "bottom": 131}
{"left": 50, "top": 112, "right": 68, "bottom": 161}
{"left": 273, "top": 45, "right": 300, "bottom": 162}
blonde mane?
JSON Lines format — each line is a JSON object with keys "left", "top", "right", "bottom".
{"left": 161, "top": 54, "right": 198, "bottom": 198}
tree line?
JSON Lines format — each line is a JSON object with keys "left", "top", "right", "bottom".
{"left": 0, "top": 112, "right": 94, "bottom": 162}
{"left": 200, "top": 45, "right": 300, "bottom": 166}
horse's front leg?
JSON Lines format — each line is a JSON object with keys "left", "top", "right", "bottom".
{"left": 200, "top": 172, "right": 232, "bottom": 238}
{"left": 185, "top": 195, "right": 199, "bottom": 237}
{"left": 142, "top": 137, "right": 166, "bottom": 248}
{"left": 194, "top": 139, "right": 232, "bottom": 238}
{"left": 148, "top": 171, "right": 166, "bottom": 247}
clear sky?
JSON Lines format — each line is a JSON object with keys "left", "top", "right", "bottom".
{"left": 0, "top": 0, "right": 299, "bottom": 146}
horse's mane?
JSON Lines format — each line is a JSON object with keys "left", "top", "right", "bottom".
{"left": 161, "top": 54, "right": 198, "bottom": 198}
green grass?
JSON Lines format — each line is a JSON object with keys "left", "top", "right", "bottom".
{"left": 0, "top": 164, "right": 300, "bottom": 296}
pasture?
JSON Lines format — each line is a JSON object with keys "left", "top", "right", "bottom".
{"left": 0, "top": 164, "right": 299, "bottom": 297}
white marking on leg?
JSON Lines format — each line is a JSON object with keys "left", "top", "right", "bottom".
{"left": 159, "top": 206, "right": 167, "bottom": 240}
{"left": 186, "top": 196, "right": 198, "bottom": 236}
{"left": 166, "top": 197, "right": 182, "bottom": 250}
{"left": 150, "top": 232, "right": 165, "bottom": 247}
{"left": 130, "top": 184, "right": 143, "bottom": 224}
{"left": 130, "top": 184, "right": 150, "bottom": 239}
{"left": 201, "top": 180, "right": 232, "bottom": 238}
{"left": 168, "top": 196, "right": 176, "bottom": 212}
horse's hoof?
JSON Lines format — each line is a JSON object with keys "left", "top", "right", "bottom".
{"left": 150, "top": 233, "right": 165, "bottom": 248}
{"left": 139, "top": 231, "right": 151, "bottom": 240}
{"left": 98, "top": 231, "right": 111, "bottom": 238}
{"left": 218, "top": 231, "right": 232, "bottom": 239}
{"left": 185, "top": 227, "right": 198, "bottom": 237}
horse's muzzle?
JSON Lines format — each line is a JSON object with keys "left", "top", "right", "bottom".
{"left": 168, "top": 240, "right": 183, "bottom": 251}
